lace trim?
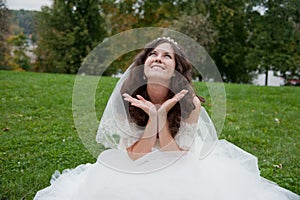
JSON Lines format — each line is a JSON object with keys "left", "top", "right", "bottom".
{"left": 174, "top": 122, "right": 197, "bottom": 150}
{"left": 96, "top": 118, "right": 143, "bottom": 149}
{"left": 50, "top": 164, "right": 91, "bottom": 184}
{"left": 97, "top": 117, "right": 216, "bottom": 151}
{"left": 174, "top": 120, "right": 216, "bottom": 150}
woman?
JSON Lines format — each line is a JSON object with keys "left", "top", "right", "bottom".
{"left": 34, "top": 37, "right": 299, "bottom": 199}
{"left": 120, "top": 38, "right": 202, "bottom": 160}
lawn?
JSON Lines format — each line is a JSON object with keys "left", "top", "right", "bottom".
{"left": 0, "top": 70, "right": 299, "bottom": 199}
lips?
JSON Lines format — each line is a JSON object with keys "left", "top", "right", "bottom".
{"left": 151, "top": 65, "right": 165, "bottom": 70}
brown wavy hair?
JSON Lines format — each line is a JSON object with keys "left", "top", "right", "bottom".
{"left": 121, "top": 38, "right": 202, "bottom": 138}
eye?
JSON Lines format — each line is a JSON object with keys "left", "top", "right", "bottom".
{"left": 165, "top": 54, "right": 172, "bottom": 59}
{"left": 148, "top": 51, "right": 157, "bottom": 57}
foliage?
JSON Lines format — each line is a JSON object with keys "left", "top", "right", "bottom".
{"left": 9, "top": 9, "right": 38, "bottom": 36}
{"left": 35, "top": 0, "right": 107, "bottom": 73}
{"left": 0, "top": 0, "right": 10, "bottom": 69}
{"left": 245, "top": 0, "right": 300, "bottom": 85}
{"left": 171, "top": 14, "right": 217, "bottom": 52}
{"left": 100, "top": 0, "right": 300, "bottom": 82}
{"left": 0, "top": 71, "right": 299, "bottom": 199}
{"left": 132, "top": 0, "right": 181, "bottom": 28}
{"left": 2, "top": 0, "right": 300, "bottom": 82}
{"left": 171, "top": 14, "right": 218, "bottom": 80}
{"left": 207, "top": 0, "right": 253, "bottom": 83}
{"left": 101, "top": 0, "right": 139, "bottom": 35}
{"left": 103, "top": 0, "right": 209, "bottom": 35}
{"left": 100, "top": 0, "right": 186, "bottom": 74}
{"left": 6, "top": 33, "right": 31, "bottom": 70}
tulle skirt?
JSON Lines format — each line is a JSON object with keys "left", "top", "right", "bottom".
{"left": 34, "top": 140, "right": 299, "bottom": 200}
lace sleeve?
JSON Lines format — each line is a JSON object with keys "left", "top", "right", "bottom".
{"left": 117, "top": 122, "right": 144, "bottom": 150}
{"left": 96, "top": 117, "right": 144, "bottom": 150}
{"left": 174, "top": 122, "right": 197, "bottom": 151}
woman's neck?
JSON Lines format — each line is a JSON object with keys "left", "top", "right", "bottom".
{"left": 147, "top": 84, "right": 169, "bottom": 105}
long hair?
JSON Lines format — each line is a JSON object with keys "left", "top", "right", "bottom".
{"left": 121, "top": 38, "right": 199, "bottom": 138}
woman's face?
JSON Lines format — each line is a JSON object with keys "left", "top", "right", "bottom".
{"left": 144, "top": 42, "right": 176, "bottom": 84}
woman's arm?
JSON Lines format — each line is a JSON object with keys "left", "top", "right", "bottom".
{"left": 122, "top": 92, "right": 201, "bottom": 158}
{"left": 126, "top": 115, "right": 158, "bottom": 160}
{"left": 158, "top": 119, "right": 181, "bottom": 151}
{"left": 123, "top": 93, "right": 158, "bottom": 160}
{"left": 159, "top": 95, "right": 201, "bottom": 151}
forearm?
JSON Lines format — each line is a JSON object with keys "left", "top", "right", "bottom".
{"left": 158, "top": 117, "right": 181, "bottom": 151}
{"left": 127, "top": 117, "right": 157, "bottom": 160}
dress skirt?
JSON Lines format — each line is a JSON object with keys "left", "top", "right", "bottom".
{"left": 34, "top": 139, "right": 299, "bottom": 200}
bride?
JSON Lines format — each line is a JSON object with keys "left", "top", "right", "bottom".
{"left": 34, "top": 37, "right": 299, "bottom": 199}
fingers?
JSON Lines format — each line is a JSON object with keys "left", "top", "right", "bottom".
{"left": 124, "top": 90, "right": 188, "bottom": 105}
{"left": 122, "top": 93, "right": 137, "bottom": 104}
{"left": 136, "top": 95, "right": 146, "bottom": 101}
{"left": 123, "top": 93, "right": 145, "bottom": 104}
{"left": 158, "top": 89, "right": 188, "bottom": 114}
{"left": 122, "top": 93, "right": 148, "bottom": 110}
{"left": 122, "top": 93, "right": 131, "bottom": 101}
{"left": 174, "top": 89, "right": 188, "bottom": 102}
{"left": 122, "top": 93, "right": 157, "bottom": 118}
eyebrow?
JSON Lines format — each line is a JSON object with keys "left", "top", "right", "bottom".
{"left": 152, "top": 49, "right": 174, "bottom": 56}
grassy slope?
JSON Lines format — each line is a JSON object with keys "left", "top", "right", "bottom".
{"left": 0, "top": 71, "right": 299, "bottom": 199}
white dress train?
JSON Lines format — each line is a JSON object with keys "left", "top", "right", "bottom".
{"left": 34, "top": 138, "right": 299, "bottom": 200}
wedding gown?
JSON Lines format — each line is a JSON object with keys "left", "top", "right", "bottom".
{"left": 34, "top": 52, "right": 300, "bottom": 199}
{"left": 34, "top": 107, "right": 299, "bottom": 200}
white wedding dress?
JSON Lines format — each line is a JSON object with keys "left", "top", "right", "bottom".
{"left": 34, "top": 56, "right": 299, "bottom": 199}
{"left": 34, "top": 140, "right": 299, "bottom": 199}
{"left": 34, "top": 107, "right": 299, "bottom": 200}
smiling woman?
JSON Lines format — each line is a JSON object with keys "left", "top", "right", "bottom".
{"left": 6, "top": 0, "right": 51, "bottom": 11}
{"left": 144, "top": 43, "right": 176, "bottom": 84}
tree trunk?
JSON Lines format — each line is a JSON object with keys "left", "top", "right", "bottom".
{"left": 265, "top": 69, "right": 268, "bottom": 86}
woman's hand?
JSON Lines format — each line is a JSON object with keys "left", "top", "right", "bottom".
{"left": 123, "top": 93, "right": 158, "bottom": 159}
{"left": 156, "top": 89, "right": 188, "bottom": 151}
{"left": 122, "top": 93, "right": 157, "bottom": 119}
{"left": 157, "top": 89, "right": 188, "bottom": 118}
{"left": 123, "top": 90, "right": 188, "bottom": 118}
{"left": 156, "top": 89, "right": 188, "bottom": 133}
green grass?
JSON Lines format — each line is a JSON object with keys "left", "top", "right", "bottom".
{"left": 0, "top": 70, "right": 299, "bottom": 199}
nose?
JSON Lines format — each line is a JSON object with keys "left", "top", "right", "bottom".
{"left": 154, "top": 54, "right": 162, "bottom": 63}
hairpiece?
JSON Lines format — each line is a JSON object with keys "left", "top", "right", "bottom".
{"left": 156, "top": 36, "right": 178, "bottom": 46}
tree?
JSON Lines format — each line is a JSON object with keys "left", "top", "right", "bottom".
{"left": 0, "top": 0, "right": 10, "bottom": 69}
{"left": 100, "top": 0, "right": 207, "bottom": 75}
{"left": 99, "top": 0, "right": 183, "bottom": 75}
{"left": 6, "top": 33, "right": 31, "bottom": 70}
{"left": 101, "top": 0, "right": 139, "bottom": 35}
{"left": 10, "top": 10, "right": 37, "bottom": 35}
{"left": 171, "top": 14, "right": 218, "bottom": 80}
{"left": 35, "top": 0, "right": 107, "bottom": 73}
{"left": 171, "top": 14, "right": 217, "bottom": 53}
{"left": 207, "top": 0, "right": 252, "bottom": 83}
{"left": 246, "top": 0, "right": 299, "bottom": 85}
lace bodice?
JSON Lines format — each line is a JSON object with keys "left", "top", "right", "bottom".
{"left": 174, "top": 122, "right": 197, "bottom": 150}
{"left": 96, "top": 107, "right": 218, "bottom": 158}
{"left": 118, "top": 121, "right": 198, "bottom": 151}
{"left": 96, "top": 118, "right": 198, "bottom": 151}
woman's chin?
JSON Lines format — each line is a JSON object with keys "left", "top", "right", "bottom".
{"left": 146, "top": 75, "right": 172, "bottom": 86}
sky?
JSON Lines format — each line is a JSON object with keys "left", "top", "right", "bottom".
{"left": 6, "top": 0, "right": 52, "bottom": 11}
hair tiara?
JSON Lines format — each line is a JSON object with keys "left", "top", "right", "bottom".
{"left": 156, "top": 36, "right": 178, "bottom": 46}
